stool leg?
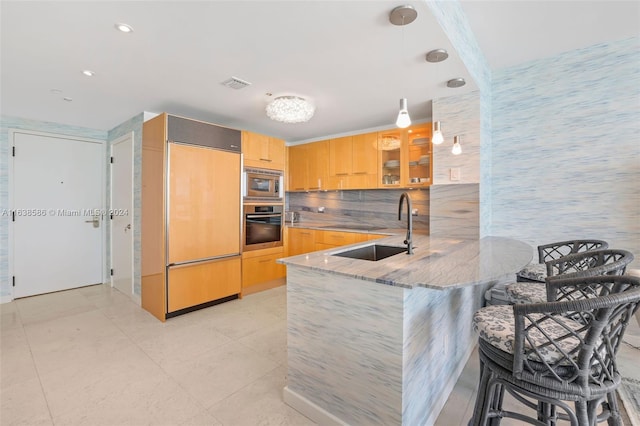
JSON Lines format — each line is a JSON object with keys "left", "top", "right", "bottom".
{"left": 606, "top": 391, "right": 622, "bottom": 426}
{"left": 575, "top": 401, "right": 590, "bottom": 426}
{"left": 471, "top": 363, "right": 492, "bottom": 426}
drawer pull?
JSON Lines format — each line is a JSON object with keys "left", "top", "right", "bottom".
{"left": 258, "top": 259, "right": 271, "bottom": 263}
{"left": 260, "top": 158, "right": 273, "bottom": 162}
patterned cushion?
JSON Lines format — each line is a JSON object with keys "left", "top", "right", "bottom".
{"left": 516, "top": 262, "right": 547, "bottom": 282}
{"left": 505, "top": 282, "right": 547, "bottom": 304}
{"left": 473, "top": 305, "right": 585, "bottom": 364}
{"left": 484, "top": 283, "right": 513, "bottom": 306}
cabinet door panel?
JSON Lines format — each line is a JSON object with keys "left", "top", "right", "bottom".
{"left": 307, "top": 141, "right": 329, "bottom": 190}
{"left": 352, "top": 133, "right": 378, "bottom": 176}
{"left": 329, "top": 136, "right": 352, "bottom": 176}
{"left": 288, "top": 228, "right": 316, "bottom": 256}
{"left": 287, "top": 145, "right": 308, "bottom": 191}
{"left": 242, "top": 252, "right": 286, "bottom": 288}
{"left": 167, "top": 257, "right": 241, "bottom": 312}
{"left": 268, "top": 138, "right": 285, "bottom": 169}
{"left": 168, "top": 144, "right": 240, "bottom": 263}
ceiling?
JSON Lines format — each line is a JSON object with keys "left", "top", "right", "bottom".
{"left": 1, "top": 1, "right": 637, "bottom": 143}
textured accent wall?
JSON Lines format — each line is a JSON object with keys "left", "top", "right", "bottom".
{"left": 107, "top": 113, "right": 143, "bottom": 297}
{"left": 429, "top": 183, "right": 479, "bottom": 239}
{"left": 0, "top": 116, "right": 108, "bottom": 302}
{"left": 426, "top": 0, "right": 493, "bottom": 237}
{"left": 491, "top": 37, "right": 640, "bottom": 267}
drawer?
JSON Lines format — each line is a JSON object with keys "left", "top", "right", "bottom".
{"left": 242, "top": 252, "right": 286, "bottom": 288}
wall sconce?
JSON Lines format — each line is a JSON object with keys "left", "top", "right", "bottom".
{"left": 452, "top": 136, "right": 462, "bottom": 155}
{"left": 432, "top": 121, "right": 444, "bottom": 145}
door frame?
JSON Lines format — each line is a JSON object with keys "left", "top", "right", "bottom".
{"left": 7, "top": 128, "right": 107, "bottom": 302}
{"left": 109, "top": 132, "right": 136, "bottom": 301}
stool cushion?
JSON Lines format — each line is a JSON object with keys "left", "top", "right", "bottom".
{"left": 473, "top": 305, "right": 585, "bottom": 364}
{"left": 505, "top": 282, "right": 547, "bottom": 304}
{"left": 516, "top": 262, "right": 547, "bottom": 282}
{"left": 484, "top": 283, "right": 513, "bottom": 306}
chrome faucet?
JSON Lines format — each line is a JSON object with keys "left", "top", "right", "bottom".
{"left": 398, "top": 192, "right": 413, "bottom": 255}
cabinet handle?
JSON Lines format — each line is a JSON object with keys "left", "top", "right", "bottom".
{"left": 309, "top": 186, "right": 320, "bottom": 190}
{"left": 301, "top": 232, "right": 311, "bottom": 235}
{"left": 260, "top": 158, "right": 273, "bottom": 162}
{"left": 336, "top": 173, "right": 349, "bottom": 176}
{"left": 258, "top": 259, "right": 272, "bottom": 263}
{"left": 352, "top": 172, "right": 367, "bottom": 175}
{"left": 294, "top": 187, "right": 305, "bottom": 190}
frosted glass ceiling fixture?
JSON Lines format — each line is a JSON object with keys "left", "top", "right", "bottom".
{"left": 389, "top": 5, "right": 417, "bottom": 129}
{"left": 432, "top": 121, "right": 444, "bottom": 145}
{"left": 452, "top": 135, "right": 462, "bottom": 155}
{"left": 115, "top": 23, "right": 134, "bottom": 33}
{"left": 266, "top": 96, "right": 315, "bottom": 124}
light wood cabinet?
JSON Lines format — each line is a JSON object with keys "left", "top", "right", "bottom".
{"left": 328, "top": 133, "right": 378, "bottom": 190}
{"left": 141, "top": 113, "right": 242, "bottom": 321}
{"left": 287, "top": 228, "right": 316, "bottom": 256}
{"left": 242, "top": 247, "right": 286, "bottom": 289}
{"left": 167, "top": 257, "right": 241, "bottom": 313}
{"left": 378, "top": 124, "right": 432, "bottom": 189}
{"left": 242, "top": 131, "right": 285, "bottom": 171}
{"left": 287, "top": 141, "right": 329, "bottom": 191}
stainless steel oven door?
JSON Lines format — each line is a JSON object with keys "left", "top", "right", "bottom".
{"left": 243, "top": 205, "right": 283, "bottom": 251}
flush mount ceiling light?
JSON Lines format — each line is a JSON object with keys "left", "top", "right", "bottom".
{"left": 114, "top": 23, "right": 134, "bottom": 33}
{"left": 447, "top": 78, "right": 466, "bottom": 88}
{"left": 265, "top": 96, "right": 315, "bottom": 124}
{"left": 389, "top": 5, "right": 417, "bottom": 129}
{"left": 426, "top": 49, "right": 448, "bottom": 63}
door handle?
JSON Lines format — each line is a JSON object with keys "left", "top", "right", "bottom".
{"left": 84, "top": 215, "right": 100, "bottom": 228}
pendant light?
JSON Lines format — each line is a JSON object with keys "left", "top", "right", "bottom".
{"left": 452, "top": 135, "right": 462, "bottom": 155}
{"left": 389, "top": 5, "right": 417, "bottom": 129}
{"left": 432, "top": 121, "right": 444, "bottom": 144}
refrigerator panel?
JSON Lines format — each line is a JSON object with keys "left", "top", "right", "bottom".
{"left": 167, "top": 143, "right": 241, "bottom": 264}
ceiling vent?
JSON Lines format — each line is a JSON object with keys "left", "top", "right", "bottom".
{"left": 220, "top": 77, "right": 252, "bottom": 90}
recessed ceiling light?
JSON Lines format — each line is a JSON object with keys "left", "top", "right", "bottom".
{"left": 114, "top": 23, "right": 133, "bottom": 33}
{"left": 63, "top": 97, "right": 73, "bottom": 102}
{"left": 50, "top": 88, "right": 62, "bottom": 94}
{"left": 447, "top": 78, "right": 466, "bottom": 88}
{"left": 82, "top": 70, "right": 95, "bottom": 77}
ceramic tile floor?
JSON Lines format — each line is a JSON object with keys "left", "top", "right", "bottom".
{"left": 1, "top": 284, "right": 638, "bottom": 426}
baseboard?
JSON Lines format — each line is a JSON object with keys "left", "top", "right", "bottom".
{"left": 283, "top": 386, "right": 348, "bottom": 426}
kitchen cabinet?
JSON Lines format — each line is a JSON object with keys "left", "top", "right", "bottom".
{"left": 287, "top": 141, "right": 329, "bottom": 191}
{"left": 242, "top": 131, "right": 285, "bottom": 171}
{"left": 287, "top": 228, "right": 316, "bottom": 256}
{"left": 242, "top": 246, "right": 286, "bottom": 292}
{"left": 378, "top": 123, "right": 432, "bottom": 189}
{"left": 314, "top": 229, "right": 368, "bottom": 250}
{"left": 141, "top": 113, "right": 242, "bottom": 322}
{"left": 328, "top": 133, "right": 378, "bottom": 190}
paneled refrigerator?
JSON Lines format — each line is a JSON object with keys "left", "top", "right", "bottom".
{"left": 141, "top": 114, "right": 242, "bottom": 321}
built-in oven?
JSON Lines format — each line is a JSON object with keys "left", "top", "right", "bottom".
{"left": 243, "top": 168, "right": 283, "bottom": 202}
{"left": 243, "top": 204, "right": 283, "bottom": 251}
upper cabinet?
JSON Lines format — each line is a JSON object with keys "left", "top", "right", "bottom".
{"left": 286, "top": 124, "right": 432, "bottom": 192}
{"left": 287, "top": 140, "right": 329, "bottom": 192}
{"left": 242, "top": 131, "right": 285, "bottom": 171}
{"left": 328, "top": 132, "right": 377, "bottom": 190}
{"left": 378, "top": 124, "right": 432, "bottom": 189}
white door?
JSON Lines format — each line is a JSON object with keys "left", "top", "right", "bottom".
{"left": 11, "top": 131, "right": 104, "bottom": 298}
{"left": 110, "top": 133, "right": 134, "bottom": 299}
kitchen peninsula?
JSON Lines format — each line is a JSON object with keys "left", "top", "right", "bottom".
{"left": 278, "top": 235, "right": 531, "bottom": 426}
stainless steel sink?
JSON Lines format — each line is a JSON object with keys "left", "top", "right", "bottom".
{"left": 333, "top": 244, "right": 408, "bottom": 261}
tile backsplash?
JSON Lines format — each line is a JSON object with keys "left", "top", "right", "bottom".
{"left": 286, "top": 188, "right": 430, "bottom": 233}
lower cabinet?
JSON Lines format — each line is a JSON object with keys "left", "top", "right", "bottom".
{"left": 242, "top": 247, "right": 286, "bottom": 290}
{"left": 314, "top": 230, "right": 368, "bottom": 250}
{"left": 167, "top": 257, "right": 241, "bottom": 313}
{"left": 287, "top": 228, "right": 316, "bottom": 256}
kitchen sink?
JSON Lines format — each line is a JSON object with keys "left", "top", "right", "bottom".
{"left": 333, "top": 244, "right": 408, "bottom": 261}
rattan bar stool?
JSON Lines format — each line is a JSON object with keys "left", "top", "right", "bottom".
{"left": 485, "top": 240, "right": 608, "bottom": 306}
{"left": 505, "top": 249, "right": 633, "bottom": 304}
{"left": 517, "top": 240, "right": 609, "bottom": 283}
{"left": 471, "top": 275, "right": 640, "bottom": 426}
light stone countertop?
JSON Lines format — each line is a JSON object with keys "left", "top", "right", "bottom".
{"left": 277, "top": 234, "right": 532, "bottom": 290}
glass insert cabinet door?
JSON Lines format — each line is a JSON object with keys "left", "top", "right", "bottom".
{"left": 377, "top": 124, "right": 432, "bottom": 188}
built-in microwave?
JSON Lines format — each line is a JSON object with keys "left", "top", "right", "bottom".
{"left": 243, "top": 167, "right": 283, "bottom": 201}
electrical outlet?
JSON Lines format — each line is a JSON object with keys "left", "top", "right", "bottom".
{"left": 411, "top": 208, "right": 418, "bottom": 216}
{"left": 317, "top": 206, "right": 325, "bottom": 213}
{"left": 450, "top": 168, "right": 460, "bottom": 181}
